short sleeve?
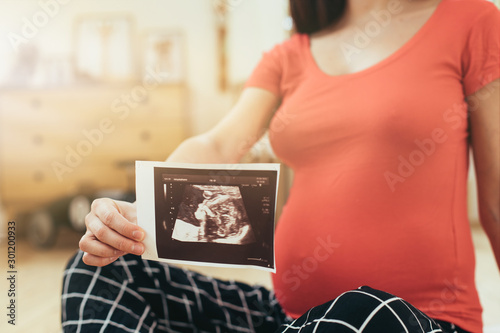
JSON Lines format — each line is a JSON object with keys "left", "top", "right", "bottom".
{"left": 462, "top": 2, "right": 500, "bottom": 96}
{"left": 244, "top": 44, "right": 283, "bottom": 97}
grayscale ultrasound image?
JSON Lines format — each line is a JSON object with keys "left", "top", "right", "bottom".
{"left": 171, "top": 185, "right": 256, "bottom": 245}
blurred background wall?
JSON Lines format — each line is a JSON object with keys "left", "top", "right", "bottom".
{"left": 0, "top": 0, "right": 290, "bottom": 130}
{"left": 0, "top": 0, "right": 291, "bottom": 245}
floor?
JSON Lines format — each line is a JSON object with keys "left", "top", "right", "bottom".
{"left": 0, "top": 224, "right": 499, "bottom": 333}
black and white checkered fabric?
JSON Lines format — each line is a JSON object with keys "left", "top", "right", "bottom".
{"left": 61, "top": 251, "right": 466, "bottom": 333}
{"left": 279, "top": 287, "right": 449, "bottom": 333}
{"left": 62, "top": 251, "right": 288, "bottom": 333}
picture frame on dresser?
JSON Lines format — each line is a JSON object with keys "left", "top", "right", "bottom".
{"left": 142, "top": 30, "right": 185, "bottom": 84}
{"left": 73, "top": 14, "right": 135, "bottom": 83}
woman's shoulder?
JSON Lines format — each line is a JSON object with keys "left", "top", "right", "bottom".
{"left": 435, "top": 0, "right": 499, "bottom": 39}
{"left": 264, "top": 33, "right": 310, "bottom": 69}
{"left": 440, "top": 0, "right": 499, "bottom": 18}
{"left": 270, "top": 33, "right": 309, "bottom": 56}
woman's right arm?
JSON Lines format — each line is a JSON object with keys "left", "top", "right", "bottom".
{"left": 79, "top": 87, "right": 280, "bottom": 266}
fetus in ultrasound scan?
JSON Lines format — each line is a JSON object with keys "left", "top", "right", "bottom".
{"left": 172, "top": 185, "right": 256, "bottom": 244}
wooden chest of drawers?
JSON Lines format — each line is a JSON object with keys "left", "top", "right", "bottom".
{"left": 0, "top": 84, "right": 189, "bottom": 218}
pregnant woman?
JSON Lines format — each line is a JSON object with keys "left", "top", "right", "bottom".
{"left": 63, "top": 0, "right": 499, "bottom": 332}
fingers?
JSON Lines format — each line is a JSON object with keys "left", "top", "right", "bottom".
{"left": 80, "top": 198, "right": 146, "bottom": 267}
{"left": 82, "top": 252, "right": 119, "bottom": 267}
{"left": 79, "top": 230, "right": 126, "bottom": 257}
{"left": 85, "top": 211, "right": 145, "bottom": 256}
{"left": 92, "top": 198, "right": 144, "bottom": 241}
{"left": 79, "top": 231, "right": 123, "bottom": 267}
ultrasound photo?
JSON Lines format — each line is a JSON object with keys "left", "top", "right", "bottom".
{"left": 136, "top": 161, "right": 280, "bottom": 271}
{"left": 171, "top": 185, "right": 256, "bottom": 244}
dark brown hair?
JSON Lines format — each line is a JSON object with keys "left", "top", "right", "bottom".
{"left": 289, "top": 0, "right": 347, "bottom": 34}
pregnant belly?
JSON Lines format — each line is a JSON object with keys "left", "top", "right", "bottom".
{"left": 271, "top": 176, "right": 458, "bottom": 318}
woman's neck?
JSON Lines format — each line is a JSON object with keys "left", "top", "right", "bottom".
{"left": 345, "top": 0, "right": 394, "bottom": 20}
{"left": 335, "top": 0, "right": 439, "bottom": 28}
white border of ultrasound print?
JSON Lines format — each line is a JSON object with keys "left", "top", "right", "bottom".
{"left": 136, "top": 160, "right": 280, "bottom": 272}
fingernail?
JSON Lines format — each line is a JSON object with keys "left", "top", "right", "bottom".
{"left": 131, "top": 244, "right": 143, "bottom": 255}
{"left": 133, "top": 230, "right": 144, "bottom": 241}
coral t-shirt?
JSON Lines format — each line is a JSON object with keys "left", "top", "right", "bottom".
{"left": 245, "top": 0, "right": 499, "bottom": 332}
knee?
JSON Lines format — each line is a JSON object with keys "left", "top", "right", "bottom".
{"left": 320, "top": 286, "right": 439, "bottom": 333}
{"left": 61, "top": 251, "right": 142, "bottom": 317}
{"left": 62, "top": 251, "right": 144, "bottom": 293}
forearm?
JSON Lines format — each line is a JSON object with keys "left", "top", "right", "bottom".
{"left": 475, "top": 146, "right": 500, "bottom": 270}
{"left": 165, "top": 88, "right": 278, "bottom": 165}
{"left": 165, "top": 133, "right": 237, "bottom": 164}
{"left": 468, "top": 79, "right": 500, "bottom": 271}
{"left": 479, "top": 205, "right": 500, "bottom": 270}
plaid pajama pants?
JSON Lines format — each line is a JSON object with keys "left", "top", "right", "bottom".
{"left": 61, "top": 251, "right": 469, "bottom": 333}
